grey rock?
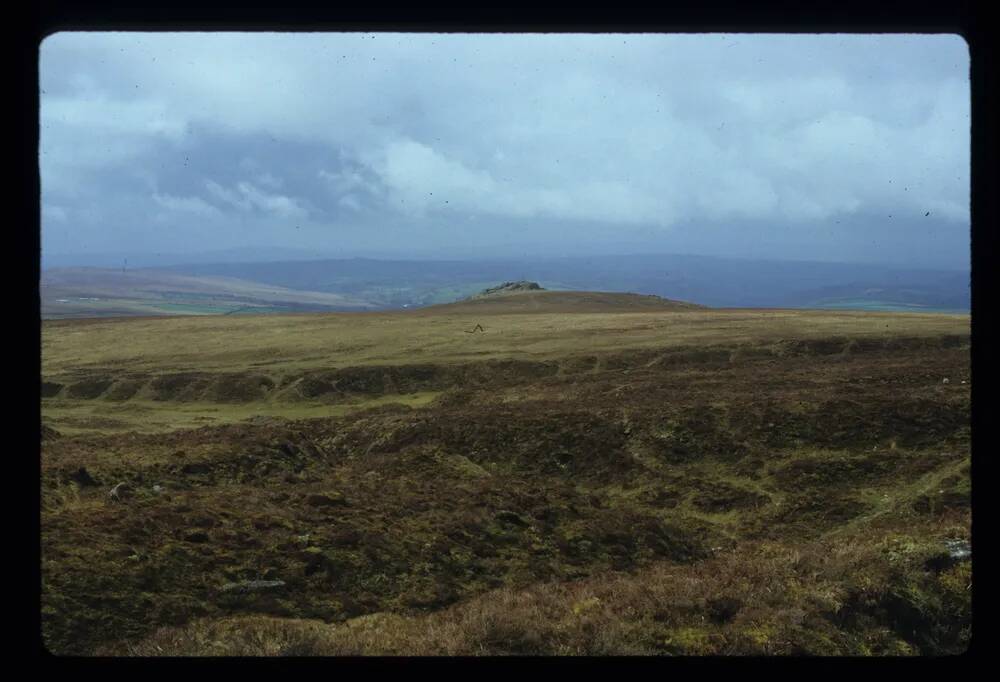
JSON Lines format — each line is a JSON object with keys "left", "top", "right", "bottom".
{"left": 475, "top": 281, "right": 544, "bottom": 298}
{"left": 924, "top": 538, "right": 972, "bottom": 572}
{"left": 496, "top": 510, "right": 530, "bottom": 527}
{"left": 945, "top": 538, "right": 971, "bottom": 560}
{"left": 108, "top": 482, "right": 131, "bottom": 501}
{"left": 221, "top": 579, "right": 286, "bottom": 594}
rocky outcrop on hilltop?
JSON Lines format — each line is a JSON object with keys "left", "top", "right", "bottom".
{"left": 475, "top": 281, "right": 544, "bottom": 297}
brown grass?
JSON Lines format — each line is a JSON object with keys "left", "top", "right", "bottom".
{"left": 41, "top": 308, "right": 971, "bottom": 656}
{"left": 42, "top": 308, "right": 968, "bottom": 378}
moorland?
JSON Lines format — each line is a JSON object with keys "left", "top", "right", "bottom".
{"left": 40, "top": 289, "right": 971, "bottom": 655}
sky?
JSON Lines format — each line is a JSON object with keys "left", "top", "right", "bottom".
{"left": 39, "top": 32, "right": 970, "bottom": 268}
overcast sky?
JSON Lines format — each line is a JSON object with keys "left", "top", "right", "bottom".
{"left": 39, "top": 32, "right": 970, "bottom": 268}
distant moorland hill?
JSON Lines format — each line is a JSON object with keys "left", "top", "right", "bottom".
{"left": 424, "top": 284, "right": 705, "bottom": 314}
{"left": 41, "top": 267, "right": 375, "bottom": 318}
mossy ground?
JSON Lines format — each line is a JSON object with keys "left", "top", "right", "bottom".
{"left": 41, "top": 310, "right": 971, "bottom": 655}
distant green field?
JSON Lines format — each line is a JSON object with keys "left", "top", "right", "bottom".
{"left": 144, "top": 302, "right": 245, "bottom": 315}
{"left": 44, "top": 298, "right": 260, "bottom": 317}
{"left": 806, "top": 299, "right": 969, "bottom": 313}
{"left": 42, "top": 297, "right": 342, "bottom": 318}
{"left": 420, "top": 283, "right": 502, "bottom": 305}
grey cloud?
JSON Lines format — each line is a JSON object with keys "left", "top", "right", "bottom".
{"left": 39, "top": 32, "right": 969, "bottom": 267}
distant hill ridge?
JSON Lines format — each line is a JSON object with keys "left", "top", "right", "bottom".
{"left": 44, "top": 253, "right": 971, "bottom": 317}
{"left": 421, "top": 283, "right": 705, "bottom": 314}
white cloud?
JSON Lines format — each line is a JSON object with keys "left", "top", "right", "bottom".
{"left": 237, "top": 182, "right": 309, "bottom": 219}
{"left": 337, "top": 194, "right": 362, "bottom": 211}
{"left": 153, "top": 192, "right": 223, "bottom": 218}
{"left": 256, "top": 172, "right": 283, "bottom": 189}
{"left": 319, "top": 168, "right": 381, "bottom": 198}
{"left": 205, "top": 179, "right": 308, "bottom": 220}
{"left": 205, "top": 179, "right": 252, "bottom": 211}
{"left": 364, "top": 138, "right": 677, "bottom": 226}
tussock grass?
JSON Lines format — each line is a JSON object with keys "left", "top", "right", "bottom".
{"left": 107, "top": 533, "right": 970, "bottom": 656}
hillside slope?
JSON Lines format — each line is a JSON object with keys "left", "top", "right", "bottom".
{"left": 422, "top": 289, "right": 705, "bottom": 314}
{"left": 41, "top": 308, "right": 966, "bottom": 382}
{"left": 41, "top": 268, "right": 375, "bottom": 318}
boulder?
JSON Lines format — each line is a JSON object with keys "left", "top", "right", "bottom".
{"left": 924, "top": 538, "right": 971, "bottom": 572}
{"left": 496, "top": 510, "right": 530, "bottom": 527}
{"left": 70, "top": 467, "right": 100, "bottom": 487}
{"left": 304, "top": 492, "right": 349, "bottom": 507}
